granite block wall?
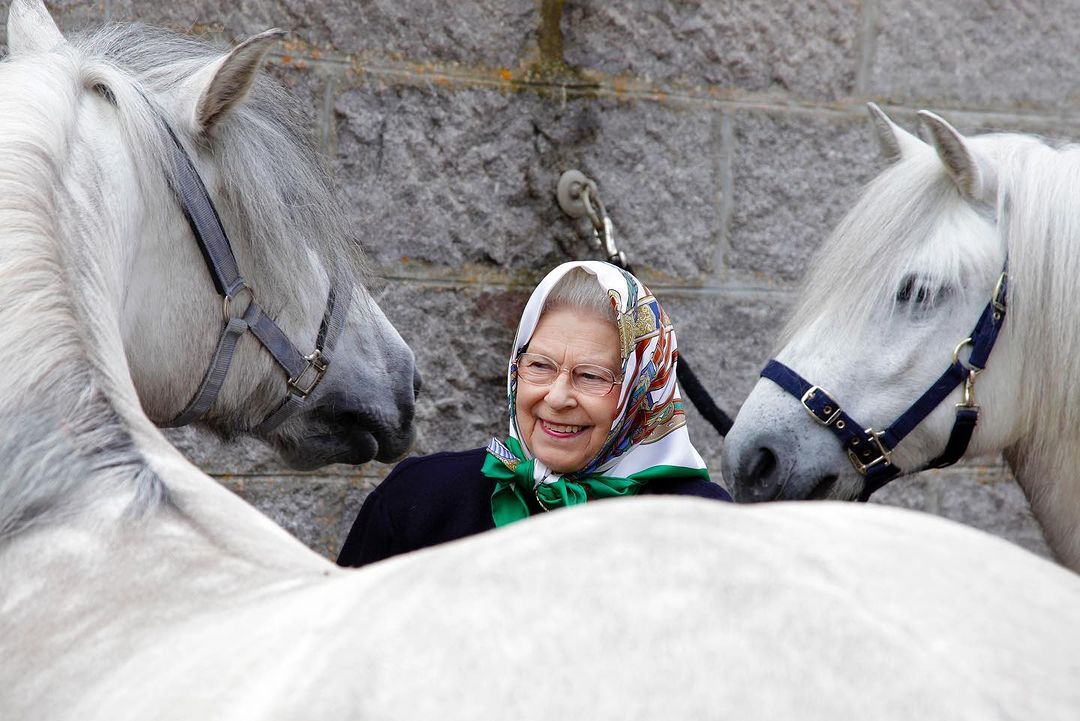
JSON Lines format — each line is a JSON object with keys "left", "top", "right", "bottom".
{"left": 12, "top": 0, "right": 1075, "bottom": 561}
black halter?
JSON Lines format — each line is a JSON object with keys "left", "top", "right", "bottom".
{"left": 760, "top": 264, "right": 1008, "bottom": 501}
{"left": 155, "top": 120, "right": 352, "bottom": 433}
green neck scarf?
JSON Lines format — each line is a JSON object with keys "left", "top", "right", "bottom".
{"left": 485, "top": 437, "right": 646, "bottom": 527}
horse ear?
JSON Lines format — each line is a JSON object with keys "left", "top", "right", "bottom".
{"left": 867, "top": 102, "right": 923, "bottom": 163}
{"left": 6, "top": 0, "right": 65, "bottom": 55}
{"left": 187, "top": 29, "right": 286, "bottom": 134}
{"left": 918, "top": 110, "right": 996, "bottom": 203}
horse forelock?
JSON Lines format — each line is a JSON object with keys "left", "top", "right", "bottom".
{"left": 71, "top": 23, "right": 371, "bottom": 295}
{"left": 778, "top": 153, "right": 985, "bottom": 350}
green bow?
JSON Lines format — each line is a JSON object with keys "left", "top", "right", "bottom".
{"left": 484, "top": 437, "right": 645, "bottom": 527}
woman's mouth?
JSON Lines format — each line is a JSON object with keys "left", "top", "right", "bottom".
{"left": 540, "top": 419, "right": 589, "bottom": 438}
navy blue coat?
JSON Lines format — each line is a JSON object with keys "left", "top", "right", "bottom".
{"left": 337, "top": 447, "right": 731, "bottom": 567}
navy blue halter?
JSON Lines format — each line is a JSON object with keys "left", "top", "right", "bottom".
{"left": 761, "top": 265, "right": 1008, "bottom": 501}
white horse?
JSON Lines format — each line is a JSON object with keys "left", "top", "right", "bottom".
{"left": 3, "top": 3, "right": 1080, "bottom": 718}
{"left": 721, "top": 103, "right": 1080, "bottom": 571}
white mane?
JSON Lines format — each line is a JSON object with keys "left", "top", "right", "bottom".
{"left": 996, "top": 138, "right": 1080, "bottom": 524}
{"left": 0, "top": 52, "right": 165, "bottom": 541}
{"left": 0, "top": 22, "right": 376, "bottom": 540}
{"left": 782, "top": 146, "right": 1006, "bottom": 346}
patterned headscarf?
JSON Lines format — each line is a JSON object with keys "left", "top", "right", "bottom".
{"left": 484, "top": 261, "right": 709, "bottom": 526}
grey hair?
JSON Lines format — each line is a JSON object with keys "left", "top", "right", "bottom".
{"left": 542, "top": 268, "right": 617, "bottom": 326}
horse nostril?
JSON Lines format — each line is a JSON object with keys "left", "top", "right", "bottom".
{"left": 746, "top": 447, "right": 777, "bottom": 484}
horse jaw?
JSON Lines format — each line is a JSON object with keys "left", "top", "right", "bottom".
{"left": 6, "top": 0, "right": 64, "bottom": 55}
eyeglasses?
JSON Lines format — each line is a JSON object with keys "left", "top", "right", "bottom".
{"left": 515, "top": 352, "right": 622, "bottom": 397}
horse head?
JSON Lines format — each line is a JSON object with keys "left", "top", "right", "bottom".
{"left": 3, "top": 0, "right": 419, "bottom": 470}
{"left": 723, "top": 104, "right": 1025, "bottom": 503}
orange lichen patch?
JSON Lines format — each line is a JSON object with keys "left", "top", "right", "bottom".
{"left": 281, "top": 54, "right": 293, "bottom": 65}
{"left": 499, "top": 68, "right": 513, "bottom": 82}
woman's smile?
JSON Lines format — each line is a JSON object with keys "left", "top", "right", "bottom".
{"left": 539, "top": 419, "right": 591, "bottom": 437}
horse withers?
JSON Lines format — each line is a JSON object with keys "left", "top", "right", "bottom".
{"left": 721, "top": 103, "right": 1080, "bottom": 570}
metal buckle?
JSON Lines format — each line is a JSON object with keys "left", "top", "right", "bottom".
{"left": 957, "top": 368, "right": 981, "bottom": 409}
{"left": 951, "top": 337, "right": 975, "bottom": 370}
{"left": 223, "top": 283, "right": 255, "bottom": 321}
{"left": 801, "top": 386, "right": 841, "bottom": 426}
{"left": 992, "top": 271, "right": 1008, "bottom": 318}
{"left": 845, "top": 428, "right": 892, "bottom": 476}
{"left": 287, "top": 349, "right": 329, "bottom": 398}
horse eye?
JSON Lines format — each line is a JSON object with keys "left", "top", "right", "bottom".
{"left": 93, "top": 83, "right": 117, "bottom": 107}
{"left": 896, "top": 277, "right": 916, "bottom": 303}
{"left": 895, "top": 275, "right": 952, "bottom": 309}
{"left": 896, "top": 276, "right": 936, "bottom": 305}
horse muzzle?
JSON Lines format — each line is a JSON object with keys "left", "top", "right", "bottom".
{"left": 721, "top": 378, "right": 872, "bottom": 503}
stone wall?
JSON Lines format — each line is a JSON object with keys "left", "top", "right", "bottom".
{"left": 10, "top": 1, "right": 1073, "bottom": 561}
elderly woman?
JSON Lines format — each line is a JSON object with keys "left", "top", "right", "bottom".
{"left": 337, "top": 261, "right": 730, "bottom": 567}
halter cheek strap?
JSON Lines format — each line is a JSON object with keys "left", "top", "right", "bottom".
{"left": 156, "top": 120, "right": 352, "bottom": 432}
{"left": 761, "top": 266, "right": 1008, "bottom": 501}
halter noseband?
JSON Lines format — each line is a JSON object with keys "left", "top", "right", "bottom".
{"left": 761, "top": 265, "right": 1008, "bottom": 501}
{"left": 156, "top": 120, "right": 352, "bottom": 433}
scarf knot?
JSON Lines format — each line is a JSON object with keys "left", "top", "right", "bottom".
{"left": 484, "top": 437, "right": 645, "bottom": 527}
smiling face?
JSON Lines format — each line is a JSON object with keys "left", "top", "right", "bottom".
{"left": 514, "top": 307, "right": 622, "bottom": 474}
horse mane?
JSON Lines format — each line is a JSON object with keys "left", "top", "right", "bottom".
{"left": 0, "top": 52, "right": 166, "bottom": 542}
{"left": 72, "top": 22, "right": 370, "bottom": 304}
{"left": 997, "top": 138, "right": 1080, "bottom": 487}
{"left": 0, "top": 22, "right": 361, "bottom": 540}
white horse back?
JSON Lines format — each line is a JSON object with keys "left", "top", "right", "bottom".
{"left": 20, "top": 498, "right": 1076, "bottom": 721}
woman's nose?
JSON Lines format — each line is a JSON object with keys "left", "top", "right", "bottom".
{"left": 544, "top": 370, "right": 578, "bottom": 407}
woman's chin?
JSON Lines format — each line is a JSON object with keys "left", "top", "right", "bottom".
{"left": 532, "top": 446, "right": 588, "bottom": 475}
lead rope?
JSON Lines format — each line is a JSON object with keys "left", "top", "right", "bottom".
{"left": 556, "top": 170, "right": 735, "bottom": 437}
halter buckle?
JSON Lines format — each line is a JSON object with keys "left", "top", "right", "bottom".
{"left": 801, "top": 386, "right": 841, "bottom": 426}
{"left": 846, "top": 428, "right": 892, "bottom": 476}
{"left": 991, "top": 271, "right": 1008, "bottom": 318}
{"left": 287, "top": 349, "right": 329, "bottom": 398}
